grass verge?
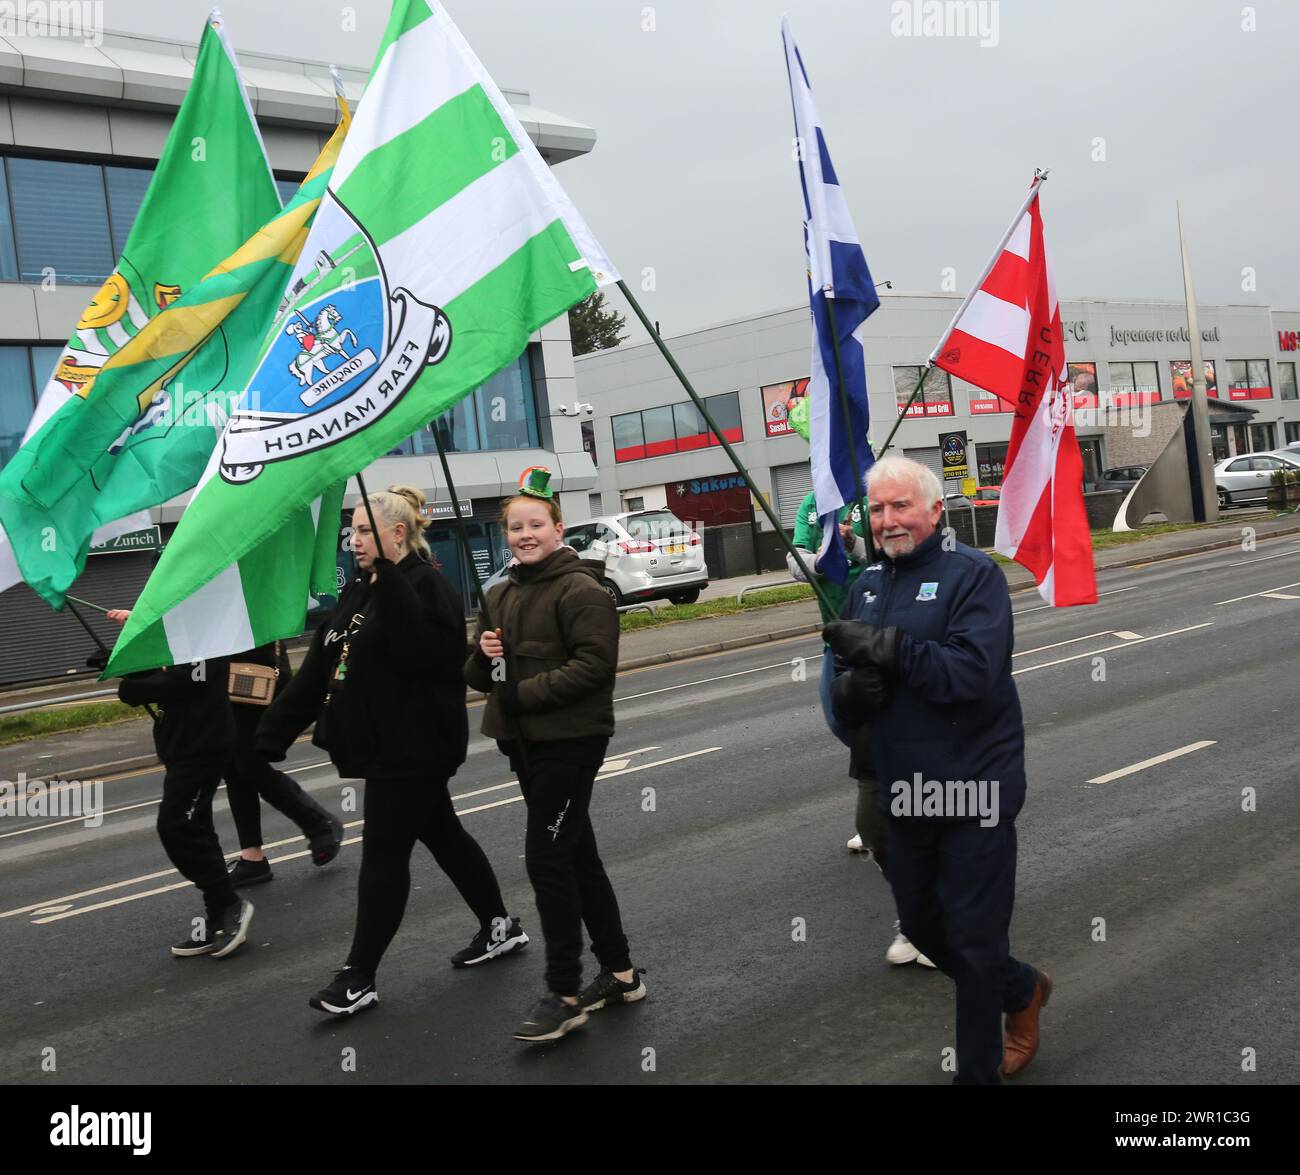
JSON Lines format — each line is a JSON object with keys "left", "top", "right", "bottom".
{"left": 619, "top": 584, "right": 816, "bottom": 631}
{"left": 0, "top": 700, "right": 143, "bottom": 749}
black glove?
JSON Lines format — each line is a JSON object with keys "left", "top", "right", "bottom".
{"left": 822, "top": 621, "right": 902, "bottom": 672}
{"left": 830, "top": 666, "right": 891, "bottom": 728}
{"left": 86, "top": 651, "right": 108, "bottom": 671}
{"left": 496, "top": 680, "right": 521, "bottom": 716}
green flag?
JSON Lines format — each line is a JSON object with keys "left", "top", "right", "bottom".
{"left": 0, "top": 11, "right": 279, "bottom": 606}
{"left": 106, "top": 0, "right": 618, "bottom": 677}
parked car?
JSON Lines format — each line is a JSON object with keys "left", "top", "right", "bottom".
{"left": 1092, "top": 465, "right": 1150, "bottom": 494}
{"left": 1213, "top": 450, "right": 1300, "bottom": 508}
{"left": 971, "top": 485, "right": 1001, "bottom": 507}
{"left": 482, "top": 510, "right": 709, "bottom": 607}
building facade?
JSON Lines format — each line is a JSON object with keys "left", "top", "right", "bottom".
{"left": 0, "top": 29, "right": 598, "bottom": 684}
{"left": 576, "top": 294, "right": 1300, "bottom": 532}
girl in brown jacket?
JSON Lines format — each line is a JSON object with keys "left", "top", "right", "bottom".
{"left": 465, "top": 473, "right": 644, "bottom": 1042}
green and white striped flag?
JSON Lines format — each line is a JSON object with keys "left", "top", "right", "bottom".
{"left": 106, "top": 0, "right": 617, "bottom": 676}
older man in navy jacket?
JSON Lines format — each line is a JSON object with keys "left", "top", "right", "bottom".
{"left": 825, "top": 455, "right": 1050, "bottom": 1086}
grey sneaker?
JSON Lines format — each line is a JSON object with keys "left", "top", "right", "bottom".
{"left": 513, "top": 993, "right": 588, "bottom": 1042}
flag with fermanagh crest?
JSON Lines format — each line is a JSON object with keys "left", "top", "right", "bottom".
{"left": 106, "top": 0, "right": 618, "bottom": 677}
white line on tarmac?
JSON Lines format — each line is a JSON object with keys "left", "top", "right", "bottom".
{"left": 1012, "top": 631, "right": 1134, "bottom": 658}
{"left": 1086, "top": 740, "right": 1217, "bottom": 785}
{"left": 455, "top": 748, "right": 721, "bottom": 816}
{"left": 616, "top": 660, "right": 810, "bottom": 703}
{"left": 1214, "top": 580, "right": 1300, "bottom": 605}
{"left": 1012, "top": 585, "right": 1138, "bottom": 615}
{"left": 1011, "top": 623, "right": 1213, "bottom": 675}
{"left": 1228, "top": 549, "right": 1300, "bottom": 567}
{"left": 6, "top": 747, "right": 710, "bottom": 925}
{"left": 448, "top": 746, "right": 661, "bottom": 802}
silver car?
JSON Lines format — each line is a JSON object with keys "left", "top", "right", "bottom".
{"left": 1212, "top": 450, "right": 1300, "bottom": 507}
{"left": 483, "top": 510, "right": 709, "bottom": 606}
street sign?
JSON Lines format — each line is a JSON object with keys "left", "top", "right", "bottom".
{"left": 88, "top": 525, "right": 161, "bottom": 555}
{"left": 939, "top": 430, "right": 969, "bottom": 484}
{"left": 419, "top": 500, "right": 473, "bottom": 520}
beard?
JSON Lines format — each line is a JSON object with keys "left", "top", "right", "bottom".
{"left": 880, "top": 533, "right": 916, "bottom": 558}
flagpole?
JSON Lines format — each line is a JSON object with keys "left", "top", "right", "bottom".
{"left": 928, "top": 169, "right": 1051, "bottom": 367}
{"left": 428, "top": 426, "right": 492, "bottom": 626}
{"left": 353, "top": 471, "right": 387, "bottom": 565}
{"left": 616, "top": 279, "right": 836, "bottom": 617}
{"left": 66, "top": 597, "right": 157, "bottom": 720}
{"left": 875, "top": 371, "right": 927, "bottom": 457}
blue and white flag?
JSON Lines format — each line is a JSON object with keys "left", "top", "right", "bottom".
{"left": 782, "top": 16, "right": 880, "bottom": 583}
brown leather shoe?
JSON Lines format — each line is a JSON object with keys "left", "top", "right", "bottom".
{"left": 1002, "top": 968, "right": 1052, "bottom": 1078}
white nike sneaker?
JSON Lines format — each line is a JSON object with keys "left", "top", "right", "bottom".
{"left": 885, "top": 921, "right": 936, "bottom": 968}
{"left": 847, "top": 833, "right": 865, "bottom": 852}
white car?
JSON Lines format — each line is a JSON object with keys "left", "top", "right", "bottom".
{"left": 482, "top": 510, "right": 709, "bottom": 606}
{"left": 1213, "top": 450, "right": 1300, "bottom": 507}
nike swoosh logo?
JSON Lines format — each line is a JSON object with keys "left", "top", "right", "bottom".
{"left": 346, "top": 988, "right": 368, "bottom": 1000}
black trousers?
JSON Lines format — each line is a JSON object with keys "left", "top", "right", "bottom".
{"left": 226, "top": 706, "right": 334, "bottom": 849}
{"left": 501, "top": 737, "right": 632, "bottom": 997}
{"left": 854, "top": 772, "right": 889, "bottom": 875}
{"left": 347, "top": 774, "right": 509, "bottom": 977}
{"left": 886, "top": 818, "right": 1037, "bottom": 1085}
{"left": 157, "top": 759, "right": 238, "bottom": 919}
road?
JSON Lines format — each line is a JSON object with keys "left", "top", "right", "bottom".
{"left": 2, "top": 532, "right": 1298, "bottom": 1085}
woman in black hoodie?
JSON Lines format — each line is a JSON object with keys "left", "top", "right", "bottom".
{"left": 258, "top": 486, "right": 526, "bottom": 1015}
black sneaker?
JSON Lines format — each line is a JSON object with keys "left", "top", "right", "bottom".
{"left": 309, "top": 816, "right": 345, "bottom": 867}
{"left": 171, "top": 914, "right": 222, "bottom": 957}
{"left": 578, "top": 967, "right": 647, "bottom": 1011}
{"left": 450, "top": 915, "right": 529, "bottom": 968}
{"left": 209, "top": 899, "right": 254, "bottom": 959}
{"left": 309, "top": 966, "right": 378, "bottom": 1016}
{"left": 513, "top": 993, "right": 588, "bottom": 1042}
{"left": 228, "top": 857, "right": 273, "bottom": 888}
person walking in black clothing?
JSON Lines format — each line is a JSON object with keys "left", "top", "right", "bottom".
{"left": 109, "top": 609, "right": 253, "bottom": 958}
{"left": 465, "top": 468, "right": 644, "bottom": 1043}
{"left": 225, "top": 640, "right": 344, "bottom": 888}
{"left": 258, "top": 485, "right": 527, "bottom": 1016}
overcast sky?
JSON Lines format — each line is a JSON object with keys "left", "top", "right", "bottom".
{"left": 118, "top": 0, "right": 1300, "bottom": 344}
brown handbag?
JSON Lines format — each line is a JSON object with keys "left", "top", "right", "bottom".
{"left": 228, "top": 641, "right": 281, "bottom": 706}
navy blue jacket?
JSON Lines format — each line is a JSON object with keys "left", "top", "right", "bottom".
{"left": 837, "top": 530, "right": 1026, "bottom": 820}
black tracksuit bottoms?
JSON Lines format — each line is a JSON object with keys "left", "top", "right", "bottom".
{"left": 157, "top": 759, "right": 238, "bottom": 919}
{"left": 347, "top": 773, "right": 509, "bottom": 976}
{"left": 226, "top": 706, "right": 335, "bottom": 849}
{"left": 501, "top": 736, "right": 632, "bottom": 997}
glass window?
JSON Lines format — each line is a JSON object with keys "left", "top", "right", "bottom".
{"left": 104, "top": 165, "right": 153, "bottom": 259}
{"left": 275, "top": 177, "right": 303, "bottom": 206}
{"left": 612, "top": 412, "right": 645, "bottom": 462}
{"left": 1109, "top": 361, "right": 1160, "bottom": 404}
{"left": 473, "top": 349, "right": 538, "bottom": 450}
{"left": 0, "top": 162, "right": 18, "bottom": 280}
{"left": 424, "top": 395, "right": 480, "bottom": 454}
{"left": 1249, "top": 359, "right": 1271, "bottom": 395}
{"left": 564, "top": 523, "right": 595, "bottom": 552}
{"left": 641, "top": 404, "right": 676, "bottom": 458}
{"left": 581, "top": 419, "right": 597, "bottom": 463}
{"left": 705, "top": 391, "right": 744, "bottom": 443}
{"left": 0, "top": 346, "right": 36, "bottom": 468}
{"left": 6, "top": 157, "right": 114, "bottom": 284}
{"left": 672, "top": 399, "right": 709, "bottom": 452}
{"left": 1250, "top": 423, "right": 1276, "bottom": 450}
{"left": 893, "top": 366, "right": 952, "bottom": 417}
{"left": 1280, "top": 362, "right": 1297, "bottom": 401}
{"left": 29, "top": 345, "right": 64, "bottom": 393}
{"left": 1253, "top": 456, "right": 1282, "bottom": 471}
{"left": 1226, "top": 458, "right": 1252, "bottom": 472}
{"left": 1287, "top": 421, "right": 1300, "bottom": 444}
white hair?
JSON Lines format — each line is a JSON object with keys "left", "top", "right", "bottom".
{"left": 866, "top": 455, "right": 943, "bottom": 507}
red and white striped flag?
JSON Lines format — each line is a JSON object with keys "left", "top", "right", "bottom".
{"left": 932, "top": 181, "right": 1097, "bottom": 606}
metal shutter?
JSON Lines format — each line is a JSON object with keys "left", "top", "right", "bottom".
{"left": 772, "top": 461, "right": 814, "bottom": 529}
{"left": 905, "top": 447, "right": 945, "bottom": 487}
{"left": 1, "top": 552, "right": 154, "bottom": 686}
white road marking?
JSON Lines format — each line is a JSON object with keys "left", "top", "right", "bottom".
{"left": 1214, "top": 580, "right": 1300, "bottom": 605}
{"left": 1086, "top": 740, "right": 1217, "bottom": 785}
{"left": 448, "top": 746, "right": 661, "bottom": 803}
{"left": 1228, "top": 549, "right": 1300, "bottom": 567}
{"left": 455, "top": 747, "right": 722, "bottom": 816}
{"left": 1012, "top": 631, "right": 1133, "bottom": 658}
{"left": 1012, "top": 623, "right": 1213, "bottom": 675}
{"left": 617, "top": 660, "right": 807, "bottom": 702}
{"left": 1112, "top": 631, "right": 1142, "bottom": 641}
{"left": 1013, "top": 585, "right": 1137, "bottom": 615}
{"left": 1262, "top": 593, "right": 1300, "bottom": 600}
{"left": 8, "top": 747, "right": 715, "bottom": 925}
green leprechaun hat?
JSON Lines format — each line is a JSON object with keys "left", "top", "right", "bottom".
{"left": 518, "top": 465, "right": 554, "bottom": 499}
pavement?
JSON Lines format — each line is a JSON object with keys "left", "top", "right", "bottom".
{"left": 2, "top": 534, "right": 1297, "bottom": 1085}
{"left": 4, "top": 510, "right": 1300, "bottom": 787}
